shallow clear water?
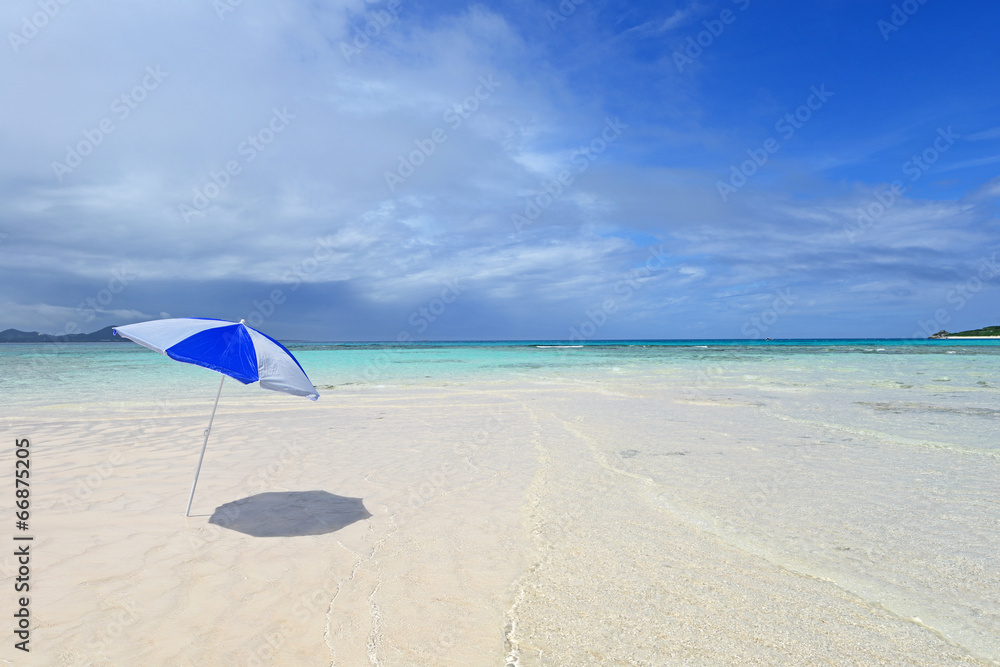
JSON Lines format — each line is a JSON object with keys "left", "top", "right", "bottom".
{"left": 3, "top": 339, "right": 999, "bottom": 661}
{"left": 2, "top": 338, "right": 999, "bottom": 408}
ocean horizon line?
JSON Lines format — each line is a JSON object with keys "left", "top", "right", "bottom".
{"left": 281, "top": 337, "right": 1000, "bottom": 346}
{"left": 6, "top": 336, "right": 1000, "bottom": 348}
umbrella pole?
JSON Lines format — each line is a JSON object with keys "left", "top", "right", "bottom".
{"left": 185, "top": 374, "right": 226, "bottom": 516}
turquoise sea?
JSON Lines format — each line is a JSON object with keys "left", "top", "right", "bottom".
{"left": 4, "top": 338, "right": 999, "bottom": 460}
{"left": 2, "top": 338, "right": 999, "bottom": 410}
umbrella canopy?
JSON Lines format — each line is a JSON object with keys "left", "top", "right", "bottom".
{"left": 113, "top": 317, "right": 318, "bottom": 400}
{"left": 113, "top": 317, "right": 319, "bottom": 515}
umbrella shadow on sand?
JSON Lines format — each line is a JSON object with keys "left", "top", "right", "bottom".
{"left": 208, "top": 490, "right": 372, "bottom": 537}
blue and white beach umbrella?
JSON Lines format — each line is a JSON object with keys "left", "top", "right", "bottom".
{"left": 113, "top": 317, "right": 319, "bottom": 515}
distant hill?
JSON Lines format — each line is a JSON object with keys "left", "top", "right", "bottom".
{"left": 929, "top": 325, "right": 1000, "bottom": 338}
{"left": 0, "top": 325, "right": 126, "bottom": 343}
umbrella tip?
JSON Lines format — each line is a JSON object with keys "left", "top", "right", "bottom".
{"left": 239, "top": 319, "right": 246, "bottom": 325}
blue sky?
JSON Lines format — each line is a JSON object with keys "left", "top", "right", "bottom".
{"left": 1, "top": 0, "right": 998, "bottom": 340}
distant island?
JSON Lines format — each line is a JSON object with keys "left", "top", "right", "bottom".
{"left": 0, "top": 325, "right": 125, "bottom": 343}
{"left": 928, "top": 326, "right": 1000, "bottom": 339}
{"left": 3, "top": 324, "right": 999, "bottom": 342}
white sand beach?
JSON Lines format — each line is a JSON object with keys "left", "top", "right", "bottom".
{"left": 5, "top": 364, "right": 998, "bottom": 666}
{"left": 941, "top": 336, "right": 1000, "bottom": 339}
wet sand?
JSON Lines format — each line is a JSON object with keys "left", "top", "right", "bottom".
{"left": 3, "top": 376, "right": 995, "bottom": 665}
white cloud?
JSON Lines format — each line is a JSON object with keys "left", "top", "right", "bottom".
{"left": 2, "top": 1, "right": 998, "bottom": 339}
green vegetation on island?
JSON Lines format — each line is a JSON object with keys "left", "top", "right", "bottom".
{"left": 928, "top": 326, "right": 1000, "bottom": 339}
